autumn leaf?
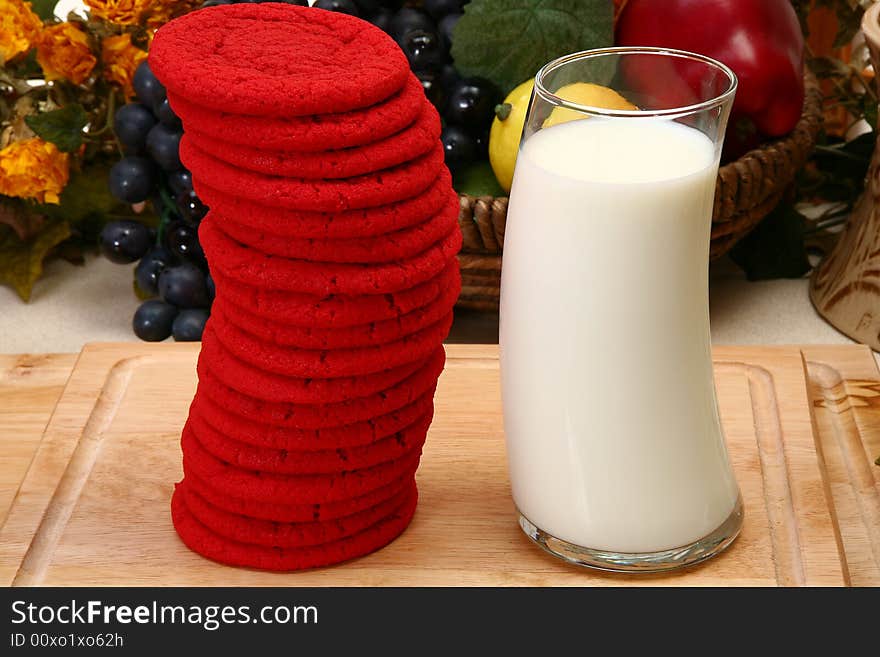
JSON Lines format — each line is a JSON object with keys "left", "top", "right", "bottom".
{"left": 0, "top": 220, "right": 71, "bottom": 301}
{"left": 0, "top": 198, "right": 46, "bottom": 240}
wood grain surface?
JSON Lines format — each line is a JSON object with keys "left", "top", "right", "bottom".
{"left": 803, "top": 346, "right": 880, "bottom": 586}
{"left": 0, "top": 343, "right": 878, "bottom": 586}
{"left": 0, "top": 353, "right": 76, "bottom": 528}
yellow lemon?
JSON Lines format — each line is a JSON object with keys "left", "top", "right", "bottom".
{"left": 488, "top": 79, "right": 534, "bottom": 193}
{"left": 544, "top": 82, "right": 638, "bottom": 128}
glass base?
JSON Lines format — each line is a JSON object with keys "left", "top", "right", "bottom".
{"left": 518, "top": 495, "right": 744, "bottom": 573}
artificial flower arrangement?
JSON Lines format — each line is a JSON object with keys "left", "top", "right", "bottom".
{"left": 0, "top": 0, "right": 199, "bottom": 301}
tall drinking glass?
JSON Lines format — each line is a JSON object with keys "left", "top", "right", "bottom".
{"left": 500, "top": 48, "right": 743, "bottom": 572}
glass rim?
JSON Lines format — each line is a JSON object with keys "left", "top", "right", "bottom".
{"left": 534, "top": 46, "right": 738, "bottom": 119}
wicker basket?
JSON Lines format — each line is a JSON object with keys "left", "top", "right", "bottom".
{"left": 456, "top": 72, "right": 823, "bottom": 312}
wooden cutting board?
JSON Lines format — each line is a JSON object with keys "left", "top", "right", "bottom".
{"left": 1, "top": 343, "right": 878, "bottom": 586}
{"left": 0, "top": 353, "right": 76, "bottom": 529}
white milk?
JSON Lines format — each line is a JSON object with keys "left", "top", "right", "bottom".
{"left": 500, "top": 118, "right": 740, "bottom": 554}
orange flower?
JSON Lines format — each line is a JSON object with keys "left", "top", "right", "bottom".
{"left": 85, "top": 0, "right": 200, "bottom": 27}
{"left": 102, "top": 34, "right": 148, "bottom": 98}
{"left": 36, "top": 22, "right": 97, "bottom": 85}
{"left": 145, "top": 0, "right": 201, "bottom": 26}
{"left": 0, "top": 0, "right": 43, "bottom": 64}
{"left": 0, "top": 138, "right": 70, "bottom": 205}
{"left": 84, "top": 0, "right": 152, "bottom": 26}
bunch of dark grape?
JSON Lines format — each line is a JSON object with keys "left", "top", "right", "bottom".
{"left": 315, "top": 0, "right": 499, "bottom": 173}
{"left": 101, "top": 60, "right": 211, "bottom": 342}
{"left": 102, "top": 0, "right": 492, "bottom": 342}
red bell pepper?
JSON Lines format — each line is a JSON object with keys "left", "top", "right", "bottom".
{"left": 616, "top": 0, "right": 805, "bottom": 158}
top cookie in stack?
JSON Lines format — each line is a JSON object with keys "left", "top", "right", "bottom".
{"left": 150, "top": 3, "right": 460, "bottom": 571}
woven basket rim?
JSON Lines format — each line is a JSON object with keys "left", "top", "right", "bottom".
{"left": 457, "top": 70, "right": 821, "bottom": 206}
{"left": 456, "top": 69, "right": 822, "bottom": 261}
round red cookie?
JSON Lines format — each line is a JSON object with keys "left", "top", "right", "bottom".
{"left": 166, "top": 74, "right": 425, "bottom": 153}
{"left": 196, "top": 167, "right": 454, "bottom": 239}
{"left": 215, "top": 267, "right": 460, "bottom": 349}
{"left": 209, "top": 303, "right": 453, "bottom": 378}
{"left": 180, "top": 478, "right": 415, "bottom": 549}
{"left": 184, "top": 138, "right": 444, "bottom": 212}
{"left": 181, "top": 422, "right": 426, "bottom": 504}
{"left": 195, "top": 346, "right": 445, "bottom": 430}
{"left": 184, "top": 102, "right": 440, "bottom": 180}
{"left": 189, "top": 406, "right": 433, "bottom": 475}
{"left": 185, "top": 466, "right": 416, "bottom": 523}
{"left": 211, "top": 258, "right": 459, "bottom": 328}
{"left": 211, "top": 191, "right": 458, "bottom": 263}
{"left": 171, "top": 481, "right": 417, "bottom": 571}
{"left": 150, "top": 4, "right": 409, "bottom": 117}
{"left": 200, "top": 217, "right": 462, "bottom": 295}
{"left": 198, "top": 325, "right": 427, "bottom": 403}
{"left": 191, "top": 391, "right": 435, "bottom": 452}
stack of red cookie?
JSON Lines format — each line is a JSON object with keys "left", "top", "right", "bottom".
{"left": 149, "top": 3, "right": 460, "bottom": 570}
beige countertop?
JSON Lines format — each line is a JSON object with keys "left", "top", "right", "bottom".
{"left": 0, "top": 253, "right": 864, "bottom": 355}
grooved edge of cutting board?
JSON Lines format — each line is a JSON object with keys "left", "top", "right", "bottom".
{"left": 803, "top": 346, "right": 880, "bottom": 587}
{"left": 0, "top": 343, "right": 876, "bottom": 586}
{"left": 0, "top": 353, "right": 76, "bottom": 528}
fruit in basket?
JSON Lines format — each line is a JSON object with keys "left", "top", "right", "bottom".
{"left": 487, "top": 80, "right": 636, "bottom": 192}
{"left": 615, "top": 0, "right": 804, "bottom": 159}
{"left": 544, "top": 82, "right": 638, "bottom": 127}
{"left": 488, "top": 79, "right": 533, "bottom": 193}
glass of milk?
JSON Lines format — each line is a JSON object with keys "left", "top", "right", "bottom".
{"left": 500, "top": 48, "right": 743, "bottom": 572}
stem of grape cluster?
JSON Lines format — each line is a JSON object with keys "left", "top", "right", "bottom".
{"left": 156, "top": 184, "right": 176, "bottom": 246}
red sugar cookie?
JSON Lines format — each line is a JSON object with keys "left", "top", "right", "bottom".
{"left": 191, "top": 392, "right": 436, "bottom": 452}
{"left": 211, "top": 258, "right": 459, "bottom": 328}
{"left": 195, "top": 168, "right": 454, "bottom": 239}
{"left": 184, "top": 467, "right": 416, "bottom": 523}
{"left": 171, "top": 481, "right": 417, "bottom": 571}
{"left": 188, "top": 406, "right": 433, "bottom": 475}
{"left": 215, "top": 267, "right": 460, "bottom": 349}
{"left": 211, "top": 191, "right": 458, "bottom": 263}
{"left": 150, "top": 4, "right": 409, "bottom": 117}
{"left": 184, "top": 138, "right": 444, "bottom": 212}
{"left": 209, "top": 304, "right": 453, "bottom": 378}
{"left": 166, "top": 74, "right": 425, "bottom": 153}
{"left": 181, "top": 423, "right": 426, "bottom": 504}
{"left": 198, "top": 325, "right": 426, "bottom": 403}
{"left": 199, "top": 217, "right": 462, "bottom": 295}
{"left": 180, "top": 478, "right": 415, "bottom": 549}
{"left": 195, "top": 346, "right": 445, "bottom": 430}
{"left": 185, "top": 102, "right": 440, "bottom": 180}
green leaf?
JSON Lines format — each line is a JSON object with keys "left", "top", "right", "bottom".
{"left": 0, "top": 219, "right": 70, "bottom": 302}
{"left": 29, "top": 0, "right": 58, "bottom": 21}
{"left": 729, "top": 204, "right": 811, "bottom": 281}
{"left": 453, "top": 161, "right": 506, "bottom": 197}
{"left": 37, "top": 160, "right": 123, "bottom": 225}
{"left": 24, "top": 104, "right": 89, "bottom": 153}
{"left": 808, "top": 131, "right": 875, "bottom": 204}
{"left": 451, "top": 0, "right": 614, "bottom": 94}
